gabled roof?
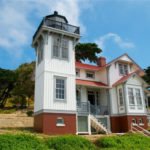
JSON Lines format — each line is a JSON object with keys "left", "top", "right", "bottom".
{"left": 106, "top": 53, "right": 145, "bottom": 75}
{"left": 112, "top": 71, "right": 147, "bottom": 87}
{"left": 75, "top": 62, "right": 105, "bottom": 71}
{"left": 76, "top": 79, "right": 109, "bottom": 88}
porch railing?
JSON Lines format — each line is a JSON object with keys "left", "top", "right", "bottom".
{"left": 77, "top": 101, "right": 90, "bottom": 114}
{"left": 77, "top": 101, "right": 109, "bottom": 115}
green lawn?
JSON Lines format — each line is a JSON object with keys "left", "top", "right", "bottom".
{"left": 0, "top": 132, "right": 149, "bottom": 150}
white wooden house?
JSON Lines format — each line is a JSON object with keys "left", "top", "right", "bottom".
{"left": 32, "top": 11, "right": 149, "bottom": 135}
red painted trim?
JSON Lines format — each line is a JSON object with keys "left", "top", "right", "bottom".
{"left": 76, "top": 79, "right": 108, "bottom": 88}
{"left": 75, "top": 62, "right": 106, "bottom": 71}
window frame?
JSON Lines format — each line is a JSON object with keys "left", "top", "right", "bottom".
{"left": 86, "top": 71, "right": 95, "bottom": 79}
{"left": 52, "top": 34, "right": 69, "bottom": 60}
{"left": 118, "top": 88, "right": 124, "bottom": 106}
{"left": 56, "top": 117, "right": 65, "bottom": 126}
{"left": 119, "top": 63, "right": 128, "bottom": 76}
{"left": 135, "top": 88, "right": 142, "bottom": 106}
{"left": 128, "top": 88, "right": 135, "bottom": 105}
{"left": 54, "top": 76, "right": 67, "bottom": 102}
{"left": 37, "top": 37, "right": 44, "bottom": 65}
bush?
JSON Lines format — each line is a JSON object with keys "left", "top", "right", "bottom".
{"left": 0, "top": 108, "right": 16, "bottom": 114}
{"left": 46, "top": 135, "right": 97, "bottom": 150}
{"left": 26, "top": 110, "right": 33, "bottom": 116}
{"left": 0, "top": 134, "right": 48, "bottom": 150}
{"left": 96, "top": 133, "right": 150, "bottom": 150}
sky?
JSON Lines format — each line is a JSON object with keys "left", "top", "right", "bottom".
{"left": 0, "top": 0, "right": 150, "bottom": 70}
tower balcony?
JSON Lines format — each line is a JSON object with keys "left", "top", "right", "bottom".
{"left": 33, "top": 18, "right": 80, "bottom": 41}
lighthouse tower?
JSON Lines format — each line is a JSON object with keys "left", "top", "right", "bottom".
{"left": 32, "top": 11, "right": 80, "bottom": 134}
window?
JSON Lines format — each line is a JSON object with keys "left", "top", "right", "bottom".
{"left": 128, "top": 88, "right": 135, "bottom": 105}
{"left": 53, "top": 35, "right": 61, "bottom": 58}
{"left": 119, "top": 64, "right": 128, "bottom": 75}
{"left": 86, "top": 71, "right": 95, "bottom": 79}
{"left": 132, "top": 118, "right": 137, "bottom": 125}
{"left": 37, "top": 37, "right": 44, "bottom": 64}
{"left": 55, "top": 77, "right": 66, "bottom": 101}
{"left": 135, "top": 89, "right": 142, "bottom": 105}
{"left": 118, "top": 88, "right": 124, "bottom": 106}
{"left": 139, "top": 118, "right": 143, "bottom": 125}
{"left": 62, "top": 38, "right": 69, "bottom": 59}
{"left": 52, "top": 35, "right": 69, "bottom": 60}
{"left": 76, "top": 69, "right": 80, "bottom": 77}
{"left": 56, "top": 117, "right": 65, "bottom": 126}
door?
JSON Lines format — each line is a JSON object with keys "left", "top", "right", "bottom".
{"left": 88, "top": 91, "right": 95, "bottom": 105}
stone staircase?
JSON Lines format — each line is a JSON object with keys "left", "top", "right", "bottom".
{"left": 90, "top": 115, "right": 108, "bottom": 134}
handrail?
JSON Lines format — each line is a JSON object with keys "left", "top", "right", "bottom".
{"left": 33, "top": 18, "right": 80, "bottom": 41}
{"left": 131, "top": 124, "right": 150, "bottom": 136}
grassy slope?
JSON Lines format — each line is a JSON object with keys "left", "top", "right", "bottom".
{"left": 0, "top": 131, "right": 149, "bottom": 150}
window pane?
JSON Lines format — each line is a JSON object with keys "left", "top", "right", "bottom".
{"left": 55, "top": 78, "right": 65, "bottom": 100}
{"left": 119, "top": 64, "right": 124, "bottom": 75}
{"left": 53, "top": 36, "right": 60, "bottom": 58}
{"left": 135, "top": 89, "right": 142, "bottom": 105}
{"left": 118, "top": 88, "right": 124, "bottom": 106}
{"left": 86, "top": 72, "right": 95, "bottom": 78}
{"left": 128, "top": 88, "right": 135, "bottom": 105}
{"left": 119, "top": 64, "right": 128, "bottom": 75}
{"left": 61, "top": 39, "right": 68, "bottom": 59}
{"left": 124, "top": 65, "right": 128, "bottom": 75}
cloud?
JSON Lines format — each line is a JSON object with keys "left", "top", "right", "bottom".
{"left": 95, "top": 33, "right": 135, "bottom": 50}
{"left": 0, "top": 0, "right": 88, "bottom": 59}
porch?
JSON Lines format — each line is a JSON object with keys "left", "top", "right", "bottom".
{"left": 76, "top": 84, "right": 111, "bottom": 134}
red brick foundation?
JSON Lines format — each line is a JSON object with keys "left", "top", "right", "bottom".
{"left": 34, "top": 113, "right": 76, "bottom": 135}
{"left": 110, "top": 115, "right": 148, "bottom": 133}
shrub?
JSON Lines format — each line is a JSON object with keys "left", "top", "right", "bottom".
{"left": 0, "top": 134, "right": 48, "bottom": 150}
{"left": 26, "top": 110, "right": 33, "bottom": 116}
{"left": 46, "top": 135, "right": 97, "bottom": 150}
{"left": 96, "top": 133, "right": 150, "bottom": 150}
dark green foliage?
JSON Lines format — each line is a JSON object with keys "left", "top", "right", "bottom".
{"left": 75, "top": 43, "right": 102, "bottom": 63}
{"left": 26, "top": 110, "right": 33, "bottom": 116}
{"left": 0, "top": 134, "right": 48, "bottom": 150}
{"left": 96, "top": 133, "right": 150, "bottom": 150}
{"left": 143, "top": 66, "right": 150, "bottom": 85}
{"left": 0, "top": 61, "right": 35, "bottom": 108}
{"left": 0, "top": 68, "right": 16, "bottom": 90}
{"left": 46, "top": 135, "right": 97, "bottom": 150}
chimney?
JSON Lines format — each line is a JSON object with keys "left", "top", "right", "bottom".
{"left": 97, "top": 57, "right": 106, "bottom": 67}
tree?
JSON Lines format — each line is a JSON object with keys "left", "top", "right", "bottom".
{"left": 143, "top": 66, "right": 150, "bottom": 85}
{"left": 12, "top": 62, "right": 35, "bottom": 108}
{"left": 0, "top": 68, "right": 16, "bottom": 107}
{"left": 75, "top": 43, "right": 102, "bottom": 63}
